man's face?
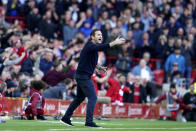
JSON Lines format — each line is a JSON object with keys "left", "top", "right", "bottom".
{"left": 92, "top": 31, "right": 103, "bottom": 44}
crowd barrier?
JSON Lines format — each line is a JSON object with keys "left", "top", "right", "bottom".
{"left": 0, "top": 97, "right": 166, "bottom": 119}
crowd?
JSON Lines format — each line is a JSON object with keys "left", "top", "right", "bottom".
{"left": 0, "top": 0, "right": 196, "bottom": 121}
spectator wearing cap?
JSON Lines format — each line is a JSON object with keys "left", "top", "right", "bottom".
{"left": 147, "top": 22, "right": 157, "bottom": 46}
{"left": 165, "top": 46, "right": 185, "bottom": 78}
{"left": 132, "top": 22, "right": 143, "bottom": 46}
{"left": 4, "top": 80, "right": 17, "bottom": 97}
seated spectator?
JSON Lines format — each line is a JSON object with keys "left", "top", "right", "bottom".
{"left": 183, "top": 84, "right": 196, "bottom": 121}
{"left": 20, "top": 51, "right": 37, "bottom": 76}
{"left": 123, "top": 75, "right": 147, "bottom": 104}
{"left": 4, "top": 80, "right": 17, "bottom": 97}
{"left": 132, "top": 59, "right": 157, "bottom": 100}
{"left": 39, "top": 51, "right": 54, "bottom": 74}
{"left": 91, "top": 69, "right": 112, "bottom": 95}
{"left": 42, "top": 78, "right": 73, "bottom": 100}
{"left": 155, "top": 83, "right": 188, "bottom": 122}
{"left": 24, "top": 80, "right": 47, "bottom": 120}
{"left": 42, "top": 60, "right": 74, "bottom": 87}
{"left": 105, "top": 74, "right": 130, "bottom": 106}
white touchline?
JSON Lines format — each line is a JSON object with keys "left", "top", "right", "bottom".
{"left": 50, "top": 127, "right": 196, "bottom": 130}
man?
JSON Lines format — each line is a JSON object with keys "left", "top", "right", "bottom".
{"left": 20, "top": 51, "right": 37, "bottom": 76}
{"left": 132, "top": 59, "right": 156, "bottom": 100}
{"left": 155, "top": 83, "right": 187, "bottom": 121}
{"left": 60, "top": 29, "right": 125, "bottom": 127}
{"left": 165, "top": 46, "right": 185, "bottom": 77}
{"left": 183, "top": 84, "right": 196, "bottom": 121}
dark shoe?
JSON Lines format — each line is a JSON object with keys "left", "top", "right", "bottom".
{"left": 85, "top": 122, "right": 101, "bottom": 127}
{"left": 37, "top": 115, "right": 47, "bottom": 120}
{"left": 60, "top": 118, "right": 74, "bottom": 126}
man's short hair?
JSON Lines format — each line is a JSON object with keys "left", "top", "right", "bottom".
{"left": 90, "top": 29, "right": 101, "bottom": 38}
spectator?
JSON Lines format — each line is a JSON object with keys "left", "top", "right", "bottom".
{"left": 91, "top": 69, "right": 112, "bottom": 95}
{"left": 183, "top": 84, "right": 196, "bottom": 121}
{"left": 116, "top": 40, "right": 133, "bottom": 75}
{"left": 39, "top": 51, "right": 54, "bottom": 74}
{"left": 20, "top": 51, "right": 37, "bottom": 76}
{"left": 43, "top": 78, "right": 73, "bottom": 100}
{"left": 63, "top": 20, "right": 78, "bottom": 45}
{"left": 27, "top": 8, "right": 41, "bottom": 32}
{"left": 132, "top": 59, "right": 157, "bottom": 100}
{"left": 123, "top": 75, "right": 147, "bottom": 104}
{"left": 42, "top": 60, "right": 73, "bottom": 87}
{"left": 155, "top": 35, "right": 167, "bottom": 69}
{"left": 39, "top": 10, "right": 57, "bottom": 39}
{"left": 24, "top": 80, "right": 47, "bottom": 120}
{"left": 132, "top": 22, "right": 143, "bottom": 47}
{"left": 165, "top": 46, "right": 185, "bottom": 77}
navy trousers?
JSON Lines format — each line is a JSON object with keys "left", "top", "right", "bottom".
{"left": 63, "top": 74, "right": 97, "bottom": 124}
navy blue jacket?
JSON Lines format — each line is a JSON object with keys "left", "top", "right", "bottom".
{"left": 76, "top": 41, "right": 109, "bottom": 76}
{"left": 20, "top": 57, "right": 34, "bottom": 75}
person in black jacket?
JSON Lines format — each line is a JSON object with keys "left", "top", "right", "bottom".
{"left": 60, "top": 29, "right": 125, "bottom": 127}
{"left": 123, "top": 75, "right": 147, "bottom": 103}
{"left": 183, "top": 84, "right": 196, "bottom": 121}
{"left": 20, "top": 51, "right": 37, "bottom": 76}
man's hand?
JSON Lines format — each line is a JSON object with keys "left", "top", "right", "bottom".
{"left": 96, "top": 65, "right": 107, "bottom": 74}
{"left": 109, "top": 37, "right": 126, "bottom": 47}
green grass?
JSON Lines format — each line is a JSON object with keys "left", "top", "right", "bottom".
{"left": 0, "top": 119, "right": 196, "bottom": 131}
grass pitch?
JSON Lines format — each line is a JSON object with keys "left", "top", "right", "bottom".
{"left": 0, "top": 119, "right": 196, "bottom": 131}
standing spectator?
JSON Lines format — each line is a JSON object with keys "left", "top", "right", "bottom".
{"left": 182, "top": 38, "right": 193, "bottom": 88}
{"left": 39, "top": 10, "right": 57, "bottom": 39}
{"left": 183, "top": 84, "right": 196, "bottom": 121}
{"left": 164, "top": 36, "right": 175, "bottom": 60}
{"left": 155, "top": 35, "right": 167, "bottom": 69}
{"left": 132, "top": 22, "right": 143, "bottom": 47}
{"left": 24, "top": 80, "right": 47, "bottom": 120}
{"left": 165, "top": 46, "right": 185, "bottom": 77}
{"left": 27, "top": 8, "right": 41, "bottom": 32}
{"left": 116, "top": 40, "right": 132, "bottom": 75}
{"left": 63, "top": 20, "right": 78, "bottom": 45}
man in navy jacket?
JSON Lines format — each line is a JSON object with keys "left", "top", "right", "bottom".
{"left": 60, "top": 29, "right": 125, "bottom": 127}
